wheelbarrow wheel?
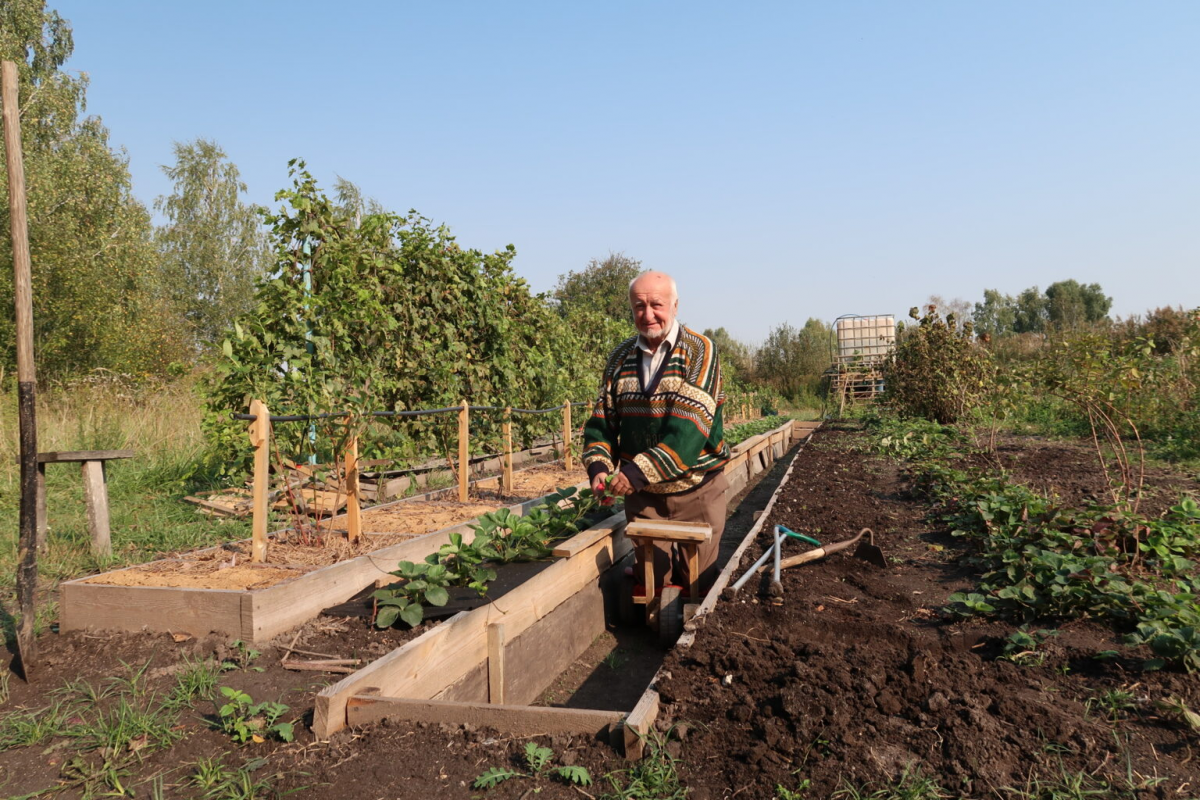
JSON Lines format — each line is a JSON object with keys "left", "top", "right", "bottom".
{"left": 658, "top": 585, "right": 684, "bottom": 645}
{"left": 618, "top": 574, "right": 639, "bottom": 626}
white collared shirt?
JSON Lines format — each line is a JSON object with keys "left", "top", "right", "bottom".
{"left": 637, "top": 319, "right": 681, "bottom": 388}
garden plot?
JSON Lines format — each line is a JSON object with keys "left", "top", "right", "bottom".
{"left": 309, "top": 419, "right": 813, "bottom": 749}
{"left": 0, "top": 417, "right": 814, "bottom": 798}
{"left": 59, "top": 472, "right": 587, "bottom": 642}
{"left": 648, "top": 423, "right": 1200, "bottom": 798}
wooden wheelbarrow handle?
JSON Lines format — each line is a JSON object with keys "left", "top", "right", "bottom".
{"left": 759, "top": 528, "right": 874, "bottom": 573}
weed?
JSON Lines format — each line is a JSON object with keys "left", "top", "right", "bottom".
{"left": 602, "top": 730, "right": 687, "bottom": 800}
{"left": 602, "top": 649, "right": 629, "bottom": 671}
{"left": 69, "top": 692, "right": 182, "bottom": 755}
{"left": 775, "top": 778, "right": 813, "bottom": 799}
{"left": 222, "top": 640, "right": 264, "bottom": 673}
{"left": 832, "top": 764, "right": 948, "bottom": 799}
{"left": 216, "top": 687, "right": 295, "bottom": 744}
{"left": 189, "top": 756, "right": 281, "bottom": 800}
{"left": 166, "top": 656, "right": 223, "bottom": 710}
{"left": 474, "top": 740, "right": 591, "bottom": 789}
{"left": 0, "top": 698, "right": 75, "bottom": 748}
{"left": 1087, "top": 688, "right": 1137, "bottom": 723}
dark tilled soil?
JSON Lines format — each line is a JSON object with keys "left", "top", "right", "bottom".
{"left": 3, "top": 426, "right": 1198, "bottom": 800}
{"left": 654, "top": 425, "right": 1200, "bottom": 799}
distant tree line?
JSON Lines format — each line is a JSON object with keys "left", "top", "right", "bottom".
{"left": 971, "top": 280, "right": 1112, "bottom": 339}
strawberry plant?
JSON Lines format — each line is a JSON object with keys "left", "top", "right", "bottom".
{"left": 374, "top": 485, "right": 602, "bottom": 628}
{"left": 372, "top": 561, "right": 451, "bottom": 628}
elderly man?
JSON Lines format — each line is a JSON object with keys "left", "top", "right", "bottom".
{"left": 582, "top": 270, "right": 730, "bottom": 594}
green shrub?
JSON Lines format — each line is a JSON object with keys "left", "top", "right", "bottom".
{"left": 883, "top": 306, "right": 993, "bottom": 424}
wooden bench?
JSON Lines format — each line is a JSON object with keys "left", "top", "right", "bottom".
{"left": 36, "top": 450, "right": 133, "bottom": 557}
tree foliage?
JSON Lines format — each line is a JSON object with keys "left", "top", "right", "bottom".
{"left": 0, "top": 0, "right": 182, "bottom": 377}
{"left": 553, "top": 251, "right": 641, "bottom": 322}
{"left": 154, "top": 138, "right": 269, "bottom": 352}
{"left": 203, "top": 163, "right": 597, "bottom": 469}
{"left": 755, "top": 319, "right": 833, "bottom": 400}
{"left": 703, "top": 327, "right": 755, "bottom": 382}
{"left": 972, "top": 281, "right": 1111, "bottom": 339}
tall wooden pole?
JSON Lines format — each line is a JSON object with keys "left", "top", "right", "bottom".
{"left": 562, "top": 401, "right": 572, "bottom": 471}
{"left": 344, "top": 432, "right": 361, "bottom": 542}
{"left": 248, "top": 399, "right": 271, "bottom": 562}
{"left": 458, "top": 400, "right": 469, "bottom": 503}
{"left": 502, "top": 407, "right": 513, "bottom": 493}
{"left": 4, "top": 60, "right": 39, "bottom": 676}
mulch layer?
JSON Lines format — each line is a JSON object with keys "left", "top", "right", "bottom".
{"left": 2, "top": 424, "right": 1198, "bottom": 800}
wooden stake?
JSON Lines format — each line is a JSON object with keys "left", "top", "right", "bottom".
{"left": 562, "top": 401, "right": 572, "bottom": 471}
{"left": 4, "top": 60, "right": 40, "bottom": 676}
{"left": 248, "top": 399, "right": 271, "bottom": 563}
{"left": 81, "top": 461, "right": 112, "bottom": 558}
{"left": 458, "top": 399, "right": 469, "bottom": 503}
{"left": 487, "top": 622, "right": 505, "bottom": 704}
{"left": 502, "top": 407, "right": 513, "bottom": 493}
{"left": 344, "top": 433, "right": 361, "bottom": 542}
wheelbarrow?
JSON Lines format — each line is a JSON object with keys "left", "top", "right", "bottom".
{"left": 618, "top": 520, "right": 713, "bottom": 645}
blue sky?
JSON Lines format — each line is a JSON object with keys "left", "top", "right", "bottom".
{"left": 55, "top": 1, "right": 1199, "bottom": 343}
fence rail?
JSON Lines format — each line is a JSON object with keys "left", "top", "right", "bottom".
{"left": 239, "top": 398, "right": 592, "bottom": 561}
{"left": 232, "top": 401, "right": 591, "bottom": 423}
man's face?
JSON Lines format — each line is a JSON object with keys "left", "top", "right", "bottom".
{"left": 629, "top": 275, "right": 678, "bottom": 345}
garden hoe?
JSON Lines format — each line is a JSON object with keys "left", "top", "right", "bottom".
{"left": 759, "top": 527, "right": 886, "bottom": 572}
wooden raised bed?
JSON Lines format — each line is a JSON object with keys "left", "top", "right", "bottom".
{"left": 60, "top": 464, "right": 588, "bottom": 643}
{"left": 310, "top": 418, "right": 818, "bottom": 751}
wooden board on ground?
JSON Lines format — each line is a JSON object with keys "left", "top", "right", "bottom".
{"left": 346, "top": 696, "right": 623, "bottom": 738}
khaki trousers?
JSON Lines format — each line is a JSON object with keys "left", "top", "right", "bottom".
{"left": 624, "top": 472, "right": 728, "bottom": 592}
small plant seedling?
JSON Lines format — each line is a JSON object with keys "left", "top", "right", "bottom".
{"left": 222, "top": 640, "right": 264, "bottom": 672}
{"left": 775, "top": 778, "right": 813, "bottom": 799}
{"left": 473, "top": 741, "right": 591, "bottom": 790}
{"left": 999, "top": 628, "right": 1057, "bottom": 667}
{"left": 216, "top": 687, "right": 295, "bottom": 744}
{"left": 602, "top": 649, "right": 629, "bottom": 671}
{"left": 1088, "top": 688, "right": 1137, "bottom": 723}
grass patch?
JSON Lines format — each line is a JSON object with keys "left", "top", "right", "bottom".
{"left": 0, "top": 376, "right": 252, "bottom": 643}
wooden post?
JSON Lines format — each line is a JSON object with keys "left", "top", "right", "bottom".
{"left": 458, "top": 400, "right": 469, "bottom": 503}
{"left": 562, "top": 401, "right": 572, "bottom": 471}
{"left": 487, "top": 622, "right": 505, "bottom": 704}
{"left": 344, "top": 433, "right": 361, "bottom": 542}
{"left": 81, "top": 461, "right": 112, "bottom": 558}
{"left": 248, "top": 399, "right": 271, "bottom": 563}
{"left": 502, "top": 407, "right": 513, "bottom": 493}
{"left": 5, "top": 59, "right": 40, "bottom": 675}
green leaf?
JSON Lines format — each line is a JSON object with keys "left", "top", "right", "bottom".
{"left": 473, "top": 767, "right": 520, "bottom": 789}
{"left": 375, "top": 605, "right": 401, "bottom": 628}
{"left": 425, "top": 586, "right": 449, "bottom": 607}
{"left": 399, "top": 603, "right": 424, "bottom": 627}
{"left": 555, "top": 766, "right": 592, "bottom": 786}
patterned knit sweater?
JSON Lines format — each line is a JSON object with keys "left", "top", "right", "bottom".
{"left": 582, "top": 324, "right": 730, "bottom": 494}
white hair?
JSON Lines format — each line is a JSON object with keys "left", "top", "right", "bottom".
{"left": 628, "top": 270, "right": 678, "bottom": 302}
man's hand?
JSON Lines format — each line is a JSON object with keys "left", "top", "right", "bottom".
{"left": 609, "top": 470, "right": 635, "bottom": 497}
{"left": 591, "top": 472, "right": 609, "bottom": 496}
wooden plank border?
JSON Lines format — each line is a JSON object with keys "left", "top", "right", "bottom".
{"left": 60, "top": 481, "right": 594, "bottom": 642}
{"left": 312, "top": 512, "right": 630, "bottom": 737}
{"left": 346, "top": 696, "right": 623, "bottom": 739}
